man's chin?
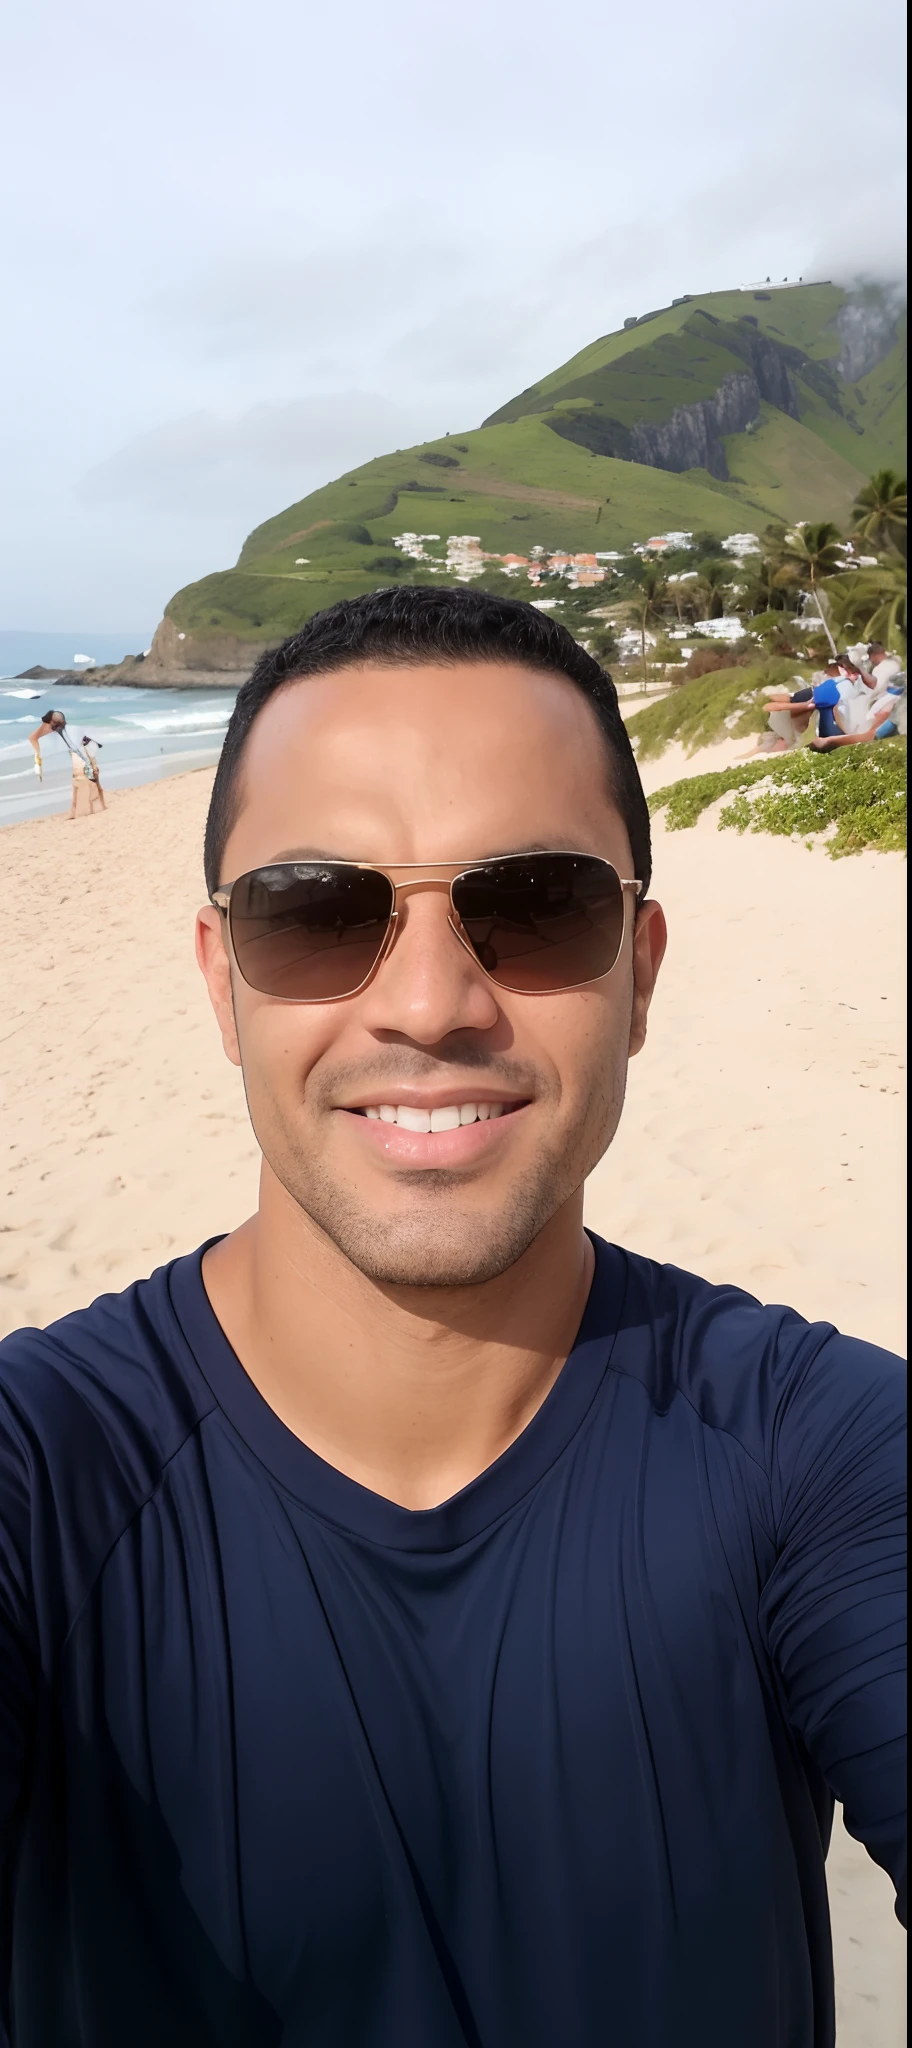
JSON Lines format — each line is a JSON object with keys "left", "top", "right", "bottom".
{"left": 283, "top": 1175, "right": 564, "bottom": 1290}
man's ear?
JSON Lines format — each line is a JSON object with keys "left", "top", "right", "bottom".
{"left": 196, "top": 908, "right": 242, "bottom": 1067}
{"left": 628, "top": 899, "right": 667, "bottom": 1058}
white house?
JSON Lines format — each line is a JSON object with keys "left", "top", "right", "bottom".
{"left": 692, "top": 616, "right": 745, "bottom": 640}
{"left": 721, "top": 533, "right": 761, "bottom": 558}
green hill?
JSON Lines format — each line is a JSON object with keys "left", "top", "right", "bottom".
{"left": 134, "top": 281, "right": 906, "bottom": 681}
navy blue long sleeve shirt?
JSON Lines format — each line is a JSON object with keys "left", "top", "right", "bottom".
{"left": 0, "top": 1236, "right": 905, "bottom": 2047}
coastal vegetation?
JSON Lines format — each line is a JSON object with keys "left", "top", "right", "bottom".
{"left": 648, "top": 741, "right": 907, "bottom": 857}
{"left": 626, "top": 658, "right": 807, "bottom": 759}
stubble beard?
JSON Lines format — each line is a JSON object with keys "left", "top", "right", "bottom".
{"left": 249, "top": 1057, "right": 629, "bottom": 1288}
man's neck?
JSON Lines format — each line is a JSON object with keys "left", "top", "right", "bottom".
{"left": 202, "top": 1174, "right": 594, "bottom": 1511}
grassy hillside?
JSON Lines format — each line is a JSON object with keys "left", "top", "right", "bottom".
{"left": 485, "top": 284, "right": 850, "bottom": 420}
{"left": 719, "top": 407, "right": 872, "bottom": 521}
{"left": 150, "top": 281, "right": 905, "bottom": 662}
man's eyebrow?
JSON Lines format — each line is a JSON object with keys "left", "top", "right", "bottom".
{"left": 256, "top": 839, "right": 588, "bottom": 865}
{"left": 269, "top": 847, "right": 344, "bottom": 862}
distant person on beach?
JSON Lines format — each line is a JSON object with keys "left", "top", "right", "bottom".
{"left": 79, "top": 731, "right": 105, "bottom": 810}
{"left": 28, "top": 708, "right": 106, "bottom": 817}
{"left": 808, "top": 647, "right": 907, "bottom": 750}
{"left": 858, "top": 641, "right": 904, "bottom": 693}
{"left": 811, "top": 678, "right": 907, "bottom": 750}
{"left": 763, "top": 677, "right": 816, "bottom": 747}
{"left": 762, "top": 654, "right": 863, "bottom": 749}
{"left": 1, "top": 589, "right": 905, "bottom": 2048}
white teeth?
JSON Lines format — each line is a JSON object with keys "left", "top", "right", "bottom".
{"left": 361, "top": 1101, "right": 511, "bottom": 1128}
{"left": 430, "top": 1105, "right": 461, "bottom": 1132}
{"left": 396, "top": 1105, "right": 432, "bottom": 1133}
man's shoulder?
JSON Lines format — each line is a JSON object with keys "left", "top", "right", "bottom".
{"left": 600, "top": 1239, "right": 905, "bottom": 1471}
{"left": 0, "top": 1253, "right": 219, "bottom": 1647}
{"left": 0, "top": 1249, "right": 215, "bottom": 1481}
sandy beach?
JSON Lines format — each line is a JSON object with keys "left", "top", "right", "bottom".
{"left": 0, "top": 756, "right": 906, "bottom": 2040}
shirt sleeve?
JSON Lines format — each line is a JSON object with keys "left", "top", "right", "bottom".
{"left": 0, "top": 1392, "right": 38, "bottom": 1861}
{"left": 759, "top": 1332, "right": 907, "bottom": 1923}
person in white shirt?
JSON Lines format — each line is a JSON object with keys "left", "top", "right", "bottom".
{"left": 858, "top": 642, "right": 903, "bottom": 694}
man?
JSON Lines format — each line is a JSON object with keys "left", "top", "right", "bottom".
{"left": 763, "top": 676, "right": 816, "bottom": 749}
{"left": 28, "top": 708, "right": 106, "bottom": 817}
{"left": 858, "top": 640, "right": 903, "bottom": 694}
{"left": 0, "top": 589, "right": 905, "bottom": 2048}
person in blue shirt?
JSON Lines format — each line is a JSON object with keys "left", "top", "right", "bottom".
{"left": 809, "top": 657, "right": 859, "bottom": 739}
{"left": 0, "top": 587, "right": 905, "bottom": 2048}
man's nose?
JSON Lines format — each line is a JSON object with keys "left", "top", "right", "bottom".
{"left": 357, "top": 888, "right": 500, "bottom": 1043}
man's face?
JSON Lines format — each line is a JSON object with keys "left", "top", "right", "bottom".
{"left": 197, "top": 660, "right": 666, "bottom": 1287}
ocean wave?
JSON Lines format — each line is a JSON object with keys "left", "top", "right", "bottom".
{"left": 0, "top": 721, "right": 229, "bottom": 761}
{"left": 113, "top": 708, "right": 234, "bottom": 734}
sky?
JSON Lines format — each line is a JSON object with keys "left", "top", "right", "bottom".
{"left": 1, "top": 0, "right": 907, "bottom": 638}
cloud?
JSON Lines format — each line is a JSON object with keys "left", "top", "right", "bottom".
{"left": 80, "top": 392, "right": 435, "bottom": 523}
{"left": 2, "top": 0, "right": 907, "bottom": 628}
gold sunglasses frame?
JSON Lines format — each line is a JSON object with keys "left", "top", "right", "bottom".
{"left": 210, "top": 854, "right": 644, "bottom": 1003}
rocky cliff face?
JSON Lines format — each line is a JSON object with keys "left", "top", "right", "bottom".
{"left": 102, "top": 614, "right": 268, "bottom": 689}
{"left": 740, "top": 329, "right": 801, "bottom": 415}
{"left": 629, "top": 372, "right": 762, "bottom": 479}
{"left": 836, "top": 296, "right": 901, "bottom": 382}
{"left": 547, "top": 323, "right": 806, "bottom": 480}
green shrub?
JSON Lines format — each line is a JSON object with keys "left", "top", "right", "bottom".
{"left": 648, "top": 740, "right": 906, "bottom": 856}
{"left": 627, "top": 657, "right": 810, "bottom": 760}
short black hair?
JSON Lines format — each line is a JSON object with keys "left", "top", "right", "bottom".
{"left": 203, "top": 585, "right": 652, "bottom": 897}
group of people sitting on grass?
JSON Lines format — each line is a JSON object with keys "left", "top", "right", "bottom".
{"left": 763, "top": 641, "right": 906, "bottom": 754}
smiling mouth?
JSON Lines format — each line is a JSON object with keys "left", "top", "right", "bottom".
{"left": 348, "top": 1101, "right": 526, "bottom": 1133}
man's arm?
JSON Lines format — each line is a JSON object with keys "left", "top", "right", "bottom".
{"left": 760, "top": 1333, "right": 906, "bottom": 1921}
{"left": 0, "top": 1399, "right": 38, "bottom": 1867}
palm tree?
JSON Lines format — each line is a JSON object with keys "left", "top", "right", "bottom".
{"left": 739, "top": 551, "right": 792, "bottom": 617}
{"left": 667, "top": 575, "right": 699, "bottom": 624}
{"left": 822, "top": 562, "right": 907, "bottom": 660}
{"left": 763, "top": 521, "right": 846, "bottom": 654}
{"left": 693, "top": 558, "right": 733, "bottom": 621}
{"left": 851, "top": 471, "right": 907, "bottom": 559}
{"left": 624, "top": 567, "right": 670, "bottom": 689}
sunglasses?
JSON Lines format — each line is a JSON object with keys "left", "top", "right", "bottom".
{"left": 210, "top": 853, "right": 643, "bottom": 1003}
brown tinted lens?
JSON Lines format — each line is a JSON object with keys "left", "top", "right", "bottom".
{"left": 228, "top": 864, "right": 394, "bottom": 1000}
{"left": 452, "top": 854, "right": 626, "bottom": 992}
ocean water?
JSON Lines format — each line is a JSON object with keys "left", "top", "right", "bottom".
{"left": 0, "top": 681, "right": 238, "bottom": 826}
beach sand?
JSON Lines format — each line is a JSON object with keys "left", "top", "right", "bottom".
{"left": 0, "top": 761, "right": 906, "bottom": 2039}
